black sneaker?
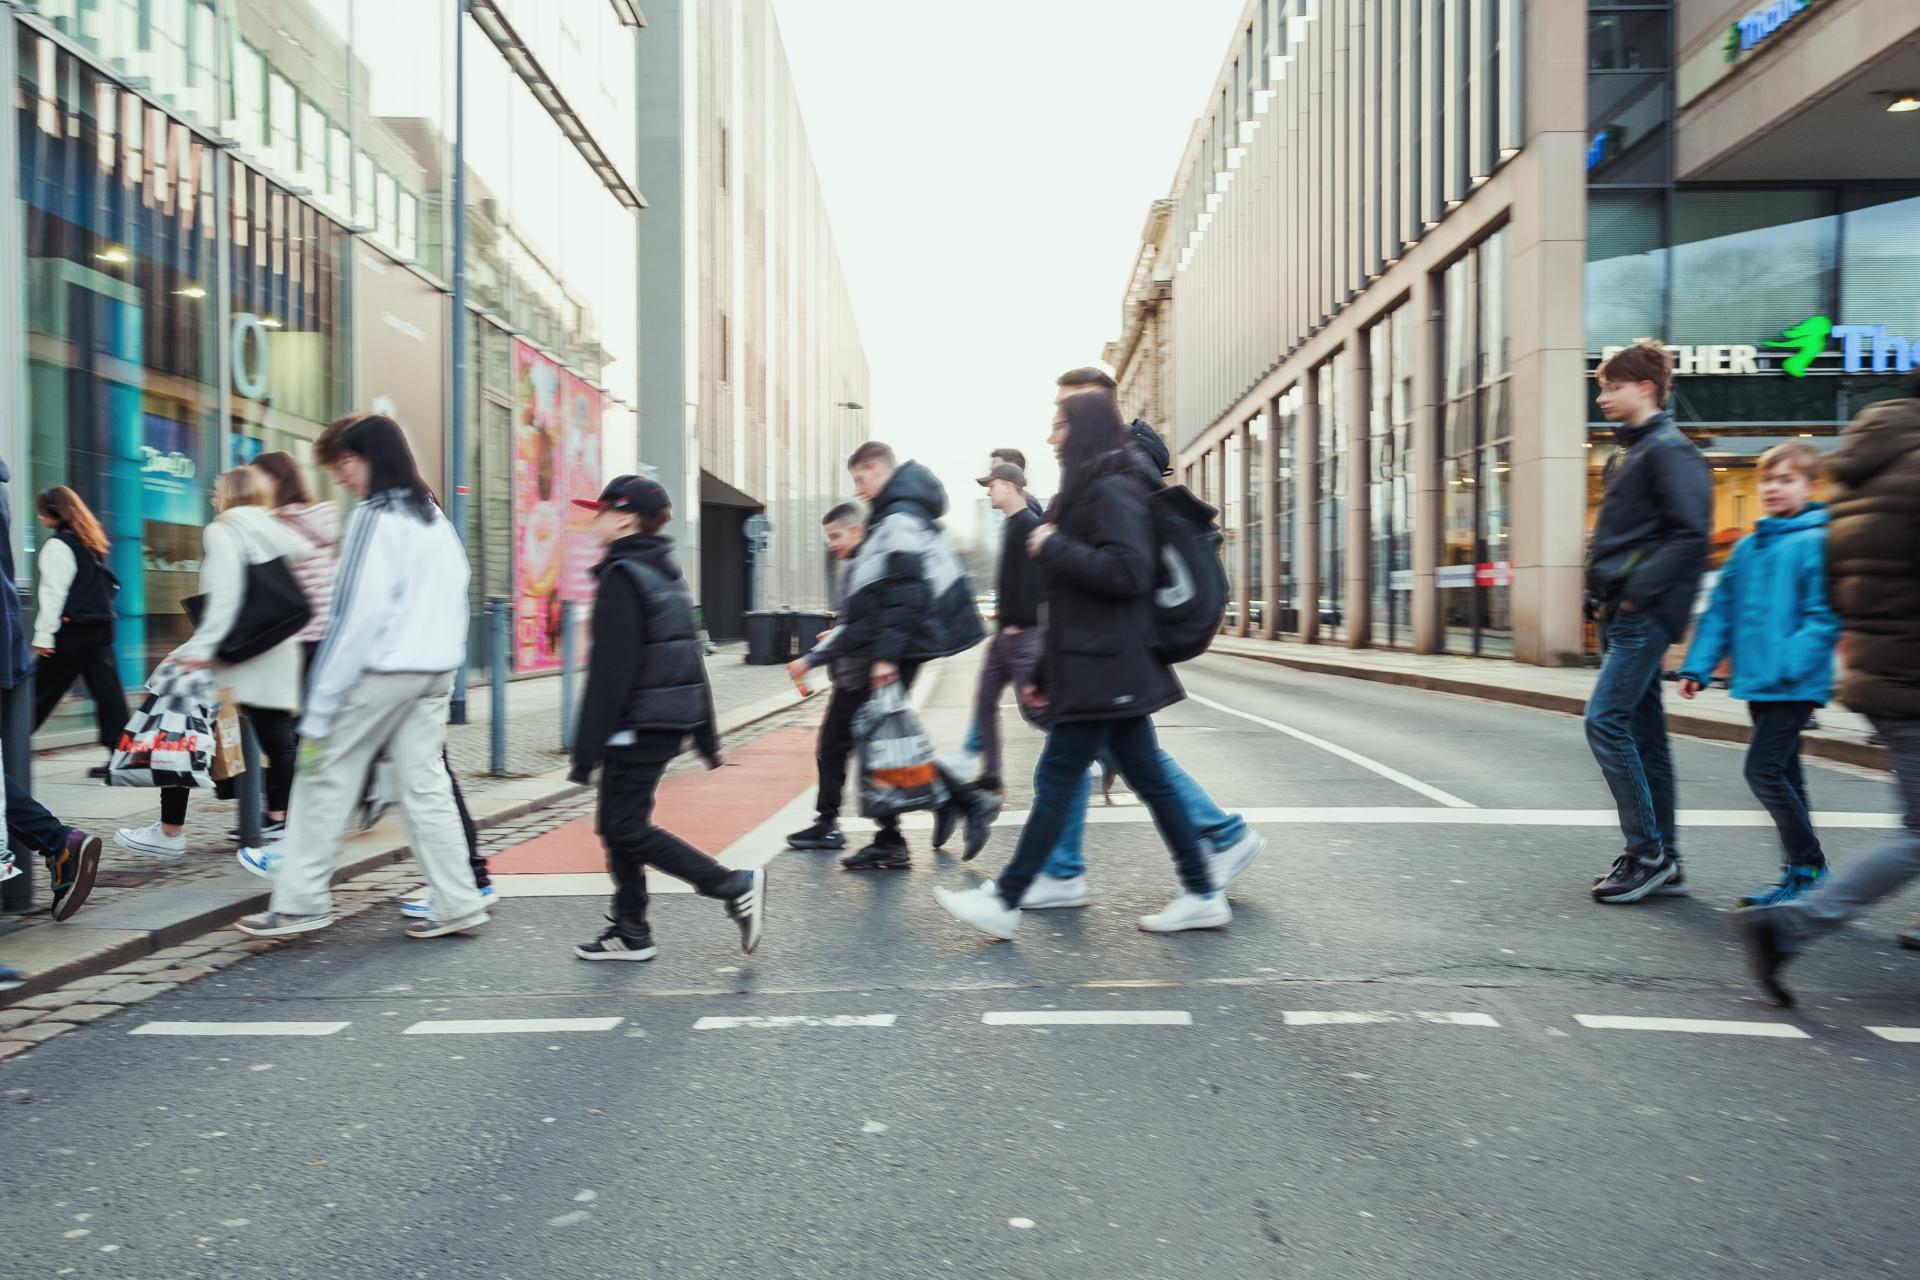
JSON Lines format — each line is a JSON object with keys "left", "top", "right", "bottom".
{"left": 1735, "top": 908, "right": 1798, "bottom": 1007}
{"left": 1592, "top": 854, "right": 1676, "bottom": 905}
{"left": 724, "top": 867, "right": 767, "bottom": 954}
{"left": 841, "top": 842, "right": 910, "bottom": 871}
{"left": 45, "top": 829, "right": 102, "bottom": 923}
{"left": 575, "top": 919, "right": 658, "bottom": 962}
{"left": 1594, "top": 858, "right": 1689, "bottom": 897}
{"left": 961, "top": 788, "right": 1003, "bottom": 862}
{"left": 786, "top": 818, "right": 846, "bottom": 851}
{"left": 931, "top": 800, "right": 961, "bottom": 851}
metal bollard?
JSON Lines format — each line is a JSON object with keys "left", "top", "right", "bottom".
{"left": 0, "top": 673, "right": 35, "bottom": 913}
{"left": 559, "top": 598, "right": 577, "bottom": 752}
{"left": 489, "top": 595, "right": 509, "bottom": 776}
{"left": 234, "top": 711, "right": 264, "bottom": 849}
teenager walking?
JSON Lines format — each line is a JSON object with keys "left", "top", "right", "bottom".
{"left": 1583, "top": 340, "right": 1712, "bottom": 904}
{"left": 785, "top": 502, "right": 868, "bottom": 852}
{"left": 1739, "top": 374, "right": 1920, "bottom": 1004}
{"left": 236, "top": 415, "right": 485, "bottom": 940}
{"left": 1677, "top": 440, "right": 1841, "bottom": 906}
{"left": 251, "top": 450, "right": 339, "bottom": 681}
{"left": 30, "top": 486, "right": 131, "bottom": 775}
{"left": 114, "top": 467, "right": 314, "bottom": 860}
{"left": 567, "top": 475, "right": 765, "bottom": 960}
{"left": 935, "top": 391, "right": 1221, "bottom": 941}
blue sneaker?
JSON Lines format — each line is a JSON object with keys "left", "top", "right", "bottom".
{"left": 400, "top": 885, "right": 497, "bottom": 918}
{"left": 1736, "top": 864, "right": 1824, "bottom": 908}
{"left": 236, "top": 844, "right": 283, "bottom": 879}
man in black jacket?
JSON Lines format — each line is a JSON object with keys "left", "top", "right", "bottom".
{"left": 1583, "top": 341, "right": 1713, "bottom": 905}
{"left": 567, "top": 475, "right": 765, "bottom": 960}
{"left": 970, "top": 463, "right": 1042, "bottom": 795}
{"left": 785, "top": 502, "right": 868, "bottom": 852}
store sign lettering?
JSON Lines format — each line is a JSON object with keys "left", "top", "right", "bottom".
{"left": 139, "top": 448, "right": 196, "bottom": 480}
{"left": 230, "top": 313, "right": 271, "bottom": 400}
{"left": 1725, "top": 0, "right": 1816, "bottom": 64}
{"left": 1599, "top": 317, "right": 1916, "bottom": 379}
{"left": 1598, "top": 344, "right": 1761, "bottom": 376}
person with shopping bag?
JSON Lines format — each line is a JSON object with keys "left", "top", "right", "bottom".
{"left": 236, "top": 414, "right": 486, "bottom": 941}
{"left": 114, "top": 467, "right": 314, "bottom": 859}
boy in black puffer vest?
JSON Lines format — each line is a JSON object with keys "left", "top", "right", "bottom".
{"left": 567, "top": 476, "right": 766, "bottom": 961}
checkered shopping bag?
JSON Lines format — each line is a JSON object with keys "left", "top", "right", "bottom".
{"left": 107, "top": 662, "right": 219, "bottom": 789}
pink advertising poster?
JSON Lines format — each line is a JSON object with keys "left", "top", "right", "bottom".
{"left": 513, "top": 339, "right": 602, "bottom": 672}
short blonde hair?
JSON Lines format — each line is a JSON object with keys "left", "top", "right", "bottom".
{"left": 213, "top": 466, "right": 271, "bottom": 513}
{"left": 1758, "top": 440, "right": 1822, "bottom": 481}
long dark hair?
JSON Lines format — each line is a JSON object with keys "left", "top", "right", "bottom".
{"left": 1049, "top": 391, "right": 1131, "bottom": 530}
{"left": 36, "top": 486, "right": 109, "bottom": 558}
{"left": 336, "top": 414, "right": 436, "bottom": 521}
{"left": 252, "top": 450, "right": 314, "bottom": 507}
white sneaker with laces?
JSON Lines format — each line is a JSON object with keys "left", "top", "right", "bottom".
{"left": 934, "top": 883, "right": 1020, "bottom": 940}
{"left": 116, "top": 821, "right": 186, "bottom": 861}
{"left": 994, "top": 874, "right": 1090, "bottom": 910}
{"left": 236, "top": 844, "right": 283, "bottom": 879}
{"left": 1139, "top": 891, "right": 1232, "bottom": 933}
{"left": 1205, "top": 829, "right": 1267, "bottom": 892}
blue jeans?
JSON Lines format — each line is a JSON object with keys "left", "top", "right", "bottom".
{"left": 1043, "top": 748, "right": 1246, "bottom": 879}
{"left": 963, "top": 718, "right": 983, "bottom": 755}
{"left": 1745, "top": 701, "right": 1824, "bottom": 868}
{"left": 995, "top": 716, "right": 1210, "bottom": 910}
{"left": 1584, "top": 608, "right": 1677, "bottom": 864}
{"left": 6, "top": 774, "right": 70, "bottom": 855}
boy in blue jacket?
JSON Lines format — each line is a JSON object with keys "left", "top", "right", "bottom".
{"left": 1678, "top": 441, "right": 1841, "bottom": 906}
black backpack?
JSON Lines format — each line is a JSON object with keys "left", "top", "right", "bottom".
{"left": 1146, "top": 483, "right": 1227, "bottom": 664}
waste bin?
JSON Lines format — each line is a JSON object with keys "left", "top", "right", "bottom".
{"left": 772, "top": 610, "right": 800, "bottom": 662}
{"left": 792, "top": 610, "right": 833, "bottom": 658}
{"left": 744, "top": 610, "right": 780, "bottom": 665}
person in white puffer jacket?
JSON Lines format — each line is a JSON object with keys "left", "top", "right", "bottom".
{"left": 115, "top": 467, "right": 315, "bottom": 861}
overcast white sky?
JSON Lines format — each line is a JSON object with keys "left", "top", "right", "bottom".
{"left": 772, "top": 0, "right": 1246, "bottom": 532}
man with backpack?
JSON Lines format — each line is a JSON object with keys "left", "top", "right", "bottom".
{"left": 790, "top": 442, "right": 987, "bottom": 869}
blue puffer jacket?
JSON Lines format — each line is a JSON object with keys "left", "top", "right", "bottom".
{"left": 1679, "top": 503, "right": 1840, "bottom": 703}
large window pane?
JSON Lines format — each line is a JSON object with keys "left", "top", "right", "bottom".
{"left": 1841, "top": 190, "right": 1920, "bottom": 322}
{"left": 1588, "top": 11, "right": 1669, "bottom": 72}
{"left": 1671, "top": 190, "right": 1836, "bottom": 345}
{"left": 1587, "top": 191, "right": 1665, "bottom": 349}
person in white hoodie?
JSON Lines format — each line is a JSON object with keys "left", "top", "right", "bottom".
{"left": 115, "top": 467, "right": 316, "bottom": 859}
{"left": 237, "top": 414, "right": 486, "bottom": 941}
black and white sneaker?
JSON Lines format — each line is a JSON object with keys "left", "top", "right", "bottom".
{"left": 1592, "top": 854, "right": 1677, "bottom": 905}
{"left": 575, "top": 920, "right": 658, "bottom": 962}
{"left": 725, "top": 867, "right": 767, "bottom": 954}
{"left": 841, "top": 841, "right": 909, "bottom": 871}
{"left": 228, "top": 819, "right": 288, "bottom": 843}
{"left": 1593, "top": 858, "right": 1689, "bottom": 897}
{"left": 785, "top": 819, "right": 846, "bottom": 851}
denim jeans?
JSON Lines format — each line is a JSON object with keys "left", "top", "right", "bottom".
{"left": 994, "top": 716, "right": 1210, "bottom": 910}
{"left": 1744, "top": 700, "right": 1824, "bottom": 868}
{"left": 1584, "top": 608, "right": 1678, "bottom": 864}
{"left": 5, "top": 773, "right": 70, "bottom": 855}
{"left": 1043, "top": 749, "right": 1246, "bottom": 879}
{"left": 1776, "top": 717, "right": 1920, "bottom": 945}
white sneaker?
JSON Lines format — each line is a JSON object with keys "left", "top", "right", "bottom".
{"left": 1139, "top": 891, "right": 1231, "bottom": 933}
{"left": 934, "top": 884, "right": 1020, "bottom": 940}
{"left": 236, "top": 844, "right": 283, "bottom": 879}
{"left": 988, "top": 874, "right": 1090, "bottom": 910}
{"left": 400, "top": 885, "right": 497, "bottom": 918}
{"left": 1205, "top": 829, "right": 1267, "bottom": 892}
{"left": 938, "top": 750, "right": 982, "bottom": 786}
{"left": 116, "top": 821, "right": 186, "bottom": 861}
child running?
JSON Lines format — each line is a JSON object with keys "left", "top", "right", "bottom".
{"left": 1678, "top": 440, "right": 1841, "bottom": 905}
{"left": 567, "top": 476, "right": 766, "bottom": 960}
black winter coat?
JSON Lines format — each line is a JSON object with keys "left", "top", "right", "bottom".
{"left": 1032, "top": 462, "right": 1183, "bottom": 724}
{"left": 1584, "top": 411, "right": 1713, "bottom": 641}
{"left": 569, "top": 534, "right": 720, "bottom": 782}
{"left": 1825, "top": 395, "right": 1920, "bottom": 720}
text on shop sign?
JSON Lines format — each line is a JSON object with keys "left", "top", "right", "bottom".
{"left": 1598, "top": 319, "right": 1916, "bottom": 378}
{"left": 1726, "top": 0, "right": 1816, "bottom": 64}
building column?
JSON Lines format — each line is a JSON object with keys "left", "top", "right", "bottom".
{"left": 1345, "top": 346, "right": 1372, "bottom": 649}
{"left": 1260, "top": 395, "right": 1281, "bottom": 640}
{"left": 1297, "top": 387, "right": 1322, "bottom": 646}
{"left": 1233, "top": 421, "right": 1252, "bottom": 638}
{"left": 1410, "top": 270, "right": 1443, "bottom": 654}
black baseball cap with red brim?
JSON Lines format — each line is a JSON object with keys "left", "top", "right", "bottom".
{"left": 572, "top": 474, "right": 670, "bottom": 518}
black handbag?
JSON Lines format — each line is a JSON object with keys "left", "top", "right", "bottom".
{"left": 183, "top": 556, "right": 313, "bottom": 664}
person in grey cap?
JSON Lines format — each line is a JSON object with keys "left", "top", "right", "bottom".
{"left": 968, "top": 462, "right": 1043, "bottom": 800}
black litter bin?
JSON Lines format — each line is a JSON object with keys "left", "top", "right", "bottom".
{"left": 792, "top": 610, "right": 833, "bottom": 657}
{"left": 744, "top": 610, "right": 780, "bottom": 665}
{"left": 773, "top": 610, "right": 800, "bottom": 662}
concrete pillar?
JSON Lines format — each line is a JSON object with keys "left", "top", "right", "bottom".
{"left": 1233, "top": 421, "right": 1252, "bottom": 638}
{"left": 1410, "top": 270, "right": 1443, "bottom": 654}
{"left": 1345, "top": 342, "right": 1372, "bottom": 649}
{"left": 1260, "top": 395, "right": 1281, "bottom": 641}
{"left": 1297, "top": 383, "right": 1322, "bottom": 646}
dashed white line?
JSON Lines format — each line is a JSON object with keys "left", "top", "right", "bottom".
{"left": 1283, "top": 1011, "right": 1500, "bottom": 1027}
{"left": 1866, "top": 1026, "right": 1920, "bottom": 1044}
{"left": 402, "top": 1017, "right": 625, "bottom": 1035}
{"left": 1574, "top": 1015, "right": 1808, "bottom": 1039}
{"left": 692, "top": 1014, "right": 898, "bottom": 1030}
{"left": 1185, "top": 691, "right": 1476, "bottom": 809}
{"left": 982, "top": 1011, "right": 1192, "bottom": 1026}
{"left": 129, "top": 1021, "right": 351, "bottom": 1037}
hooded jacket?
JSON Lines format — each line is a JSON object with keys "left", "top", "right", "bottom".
{"left": 1679, "top": 503, "right": 1839, "bottom": 704}
{"left": 1824, "top": 394, "right": 1920, "bottom": 719}
{"left": 570, "top": 534, "right": 720, "bottom": 782}
{"left": 804, "top": 460, "right": 983, "bottom": 670}
{"left": 1585, "top": 410, "right": 1713, "bottom": 641}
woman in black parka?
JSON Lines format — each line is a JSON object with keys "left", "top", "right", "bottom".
{"left": 935, "top": 390, "right": 1221, "bottom": 941}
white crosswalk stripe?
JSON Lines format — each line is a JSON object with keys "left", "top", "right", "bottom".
{"left": 1865, "top": 1026, "right": 1920, "bottom": 1044}
{"left": 693, "top": 1014, "right": 897, "bottom": 1030}
{"left": 129, "top": 1021, "right": 351, "bottom": 1037}
{"left": 982, "top": 1011, "right": 1192, "bottom": 1026}
{"left": 402, "top": 1017, "right": 625, "bottom": 1035}
{"left": 1574, "top": 1015, "right": 1808, "bottom": 1039}
{"left": 1282, "top": 1011, "right": 1500, "bottom": 1027}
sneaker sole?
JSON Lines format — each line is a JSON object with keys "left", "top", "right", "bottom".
{"left": 841, "top": 859, "right": 910, "bottom": 871}
{"left": 117, "top": 840, "right": 186, "bottom": 861}
{"left": 406, "top": 911, "right": 491, "bottom": 939}
{"left": 574, "top": 944, "right": 658, "bottom": 961}
{"left": 49, "top": 835, "right": 103, "bottom": 923}
{"left": 1138, "top": 910, "right": 1232, "bottom": 933}
{"left": 235, "top": 915, "right": 333, "bottom": 939}
{"left": 1593, "top": 861, "right": 1676, "bottom": 905}
{"left": 785, "top": 839, "right": 847, "bottom": 851}
{"left": 400, "top": 892, "right": 497, "bottom": 918}
{"left": 1023, "top": 896, "right": 1090, "bottom": 910}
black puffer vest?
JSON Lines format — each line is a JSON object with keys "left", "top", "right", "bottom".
{"left": 54, "top": 528, "right": 115, "bottom": 624}
{"left": 606, "top": 542, "right": 711, "bottom": 733}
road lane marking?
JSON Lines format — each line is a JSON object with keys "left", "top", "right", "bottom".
{"left": 490, "top": 874, "right": 614, "bottom": 897}
{"left": 1574, "top": 1015, "right": 1808, "bottom": 1039}
{"left": 982, "top": 1010, "right": 1192, "bottom": 1026}
{"left": 692, "top": 1014, "right": 898, "bottom": 1030}
{"left": 1186, "top": 691, "right": 1476, "bottom": 808}
{"left": 1282, "top": 1011, "right": 1500, "bottom": 1027}
{"left": 129, "top": 1021, "right": 351, "bottom": 1037}
{"left": 849, "top": 808, "right": 1899, "bottom": 831}
{"left": 402, "top": 1017, "right": 625, "bottom": 1035}
{"left": 1866, "top": 1027, "right": 1920, "bottom": 1043}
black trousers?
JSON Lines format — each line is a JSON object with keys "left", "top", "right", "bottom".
{"left": 33, "top": 621, "right": 131, "bottom": 752}
{"left": 597, "top": 750, "right": 738, "bottom": 938}
{"left": 162, "top": 704, "right": 296, "bottom": 826}
{"left": 814, "top": 680, "right": 869, "bottom": 822}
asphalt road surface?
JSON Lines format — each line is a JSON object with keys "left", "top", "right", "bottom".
{"left": 5, "top": 652, "right": 1917, "bottom": 1280}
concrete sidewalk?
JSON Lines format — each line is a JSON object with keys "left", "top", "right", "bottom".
{"left": 1208, "top": 636, "right": 1890, "bottom": 772}
{"left": 0, "top": 646, "right": 803, "bottom": 1000}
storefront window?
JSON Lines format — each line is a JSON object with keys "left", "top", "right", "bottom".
{"left": 1586, "top": 191, "right": 1665, "bottom": 351}
{"left": 1247, "top": 414, "right": 1265, "bottom": 634}
{"left": 1316, "top": 354, "right": 1347, "bottom": 642}
{"left": 1670, "top": 190, "right": 1836, "bottom": 346}
{"left": 1440, "top": 227, "right": 1513, "bottom": 655}
{"left": 1274, "top": 386, "right": 1301, "bottom": 636}
{"left": 1368, "top": 308, "right": 1414, "bottom": 649}
{"left": 1223, "top": 432, "right": 1241, "bottom": 632}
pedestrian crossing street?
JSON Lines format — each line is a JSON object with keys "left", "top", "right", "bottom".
{"left": 123, "top": 1009, "right": 1920, "bottom": 1044}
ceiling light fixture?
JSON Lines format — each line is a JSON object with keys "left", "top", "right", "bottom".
{"left": 1887, "top": 94, "right": 1920, "bottom": 113}
{"left": 94, "top": 247, "right": 130, "bottom": 265}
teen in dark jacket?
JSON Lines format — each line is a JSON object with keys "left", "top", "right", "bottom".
{"left": 934, "top": 393, "right": 1218, "bottom": 942}
{"left": 30, "top": 486, "right": 131, "bottom": 765}
{"left": 566, "top": 476, "right": 764, "bottom": 961}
